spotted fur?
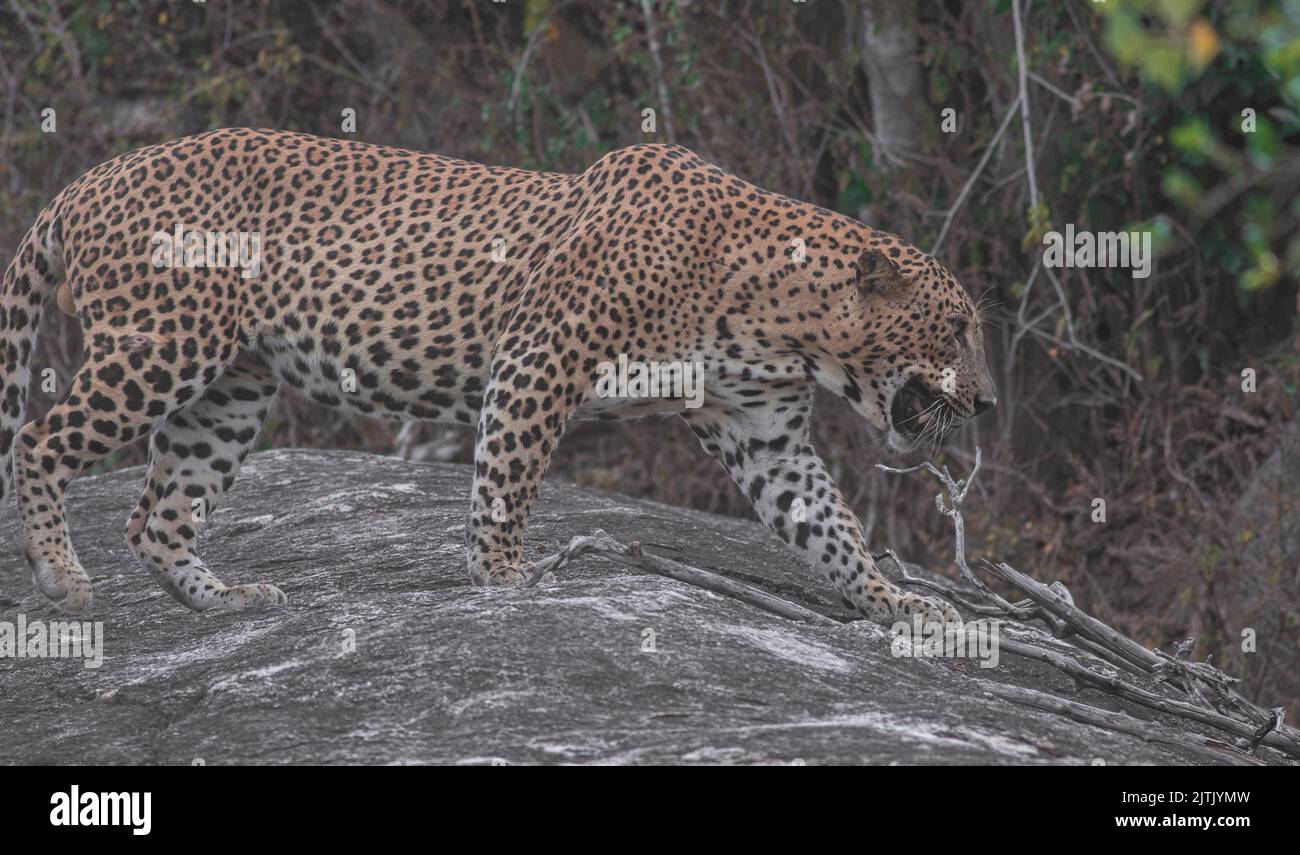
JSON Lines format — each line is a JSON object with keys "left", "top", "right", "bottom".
{"left": 0, "top": 129, "right": 994, "bottom": 622}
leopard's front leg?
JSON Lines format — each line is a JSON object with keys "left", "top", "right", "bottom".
{"left": 684, "top": 386, "right": 961, "bottom": 627}
{"left": 466, "top": 342, "right": 584, "bottom": 587}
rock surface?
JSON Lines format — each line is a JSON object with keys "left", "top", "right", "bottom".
{"left": 0, "top": 449, "right": 1249, "bottom": 765}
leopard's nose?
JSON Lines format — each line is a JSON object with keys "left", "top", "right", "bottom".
{"left": 972, "top": 395, "right": 996, "bottom": 416}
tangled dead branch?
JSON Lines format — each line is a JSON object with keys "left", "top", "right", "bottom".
{"left": 876, "top": 448, "right": 1300, "bottom": 762}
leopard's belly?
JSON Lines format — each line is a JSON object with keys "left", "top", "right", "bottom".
{"left": 253, "top": 330, "right": 708, "bottom": 426}
{"left": 251, "top": 329, "right": 489, "bottom": 425}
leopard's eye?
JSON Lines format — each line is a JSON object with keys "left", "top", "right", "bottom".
{"left": 949, "top": 315, "right": 969, "bottom": 339}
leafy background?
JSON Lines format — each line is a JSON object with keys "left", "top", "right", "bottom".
{"left": 2, "top": 0, "right": 1298, "bottom": 716}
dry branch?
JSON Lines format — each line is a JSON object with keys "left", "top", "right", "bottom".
{"left": 997, "top": 635, "right": 1299, "bottom": 758}
{"left": 877, "top": 447, "right": 1300, "bottom": 762}
{"left": 522, "top": 529, "right": 837, "bottom": 627}
{"left": 981, "top": 682, "right": 1266, "bottom": 766}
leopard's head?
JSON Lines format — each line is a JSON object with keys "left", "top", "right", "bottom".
{"left": 811, "top": 234, "right": 996, "bottom": 454}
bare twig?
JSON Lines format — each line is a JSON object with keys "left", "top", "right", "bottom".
{"left": 639, "top": 0, "right": 676, "bottom": 143}
{"left": 875, "top": 547, "right": 1009, "bottom": 616}
{"left": 522, "top": 529, "right": 838, "bottom": 626}
{"left": 878, "top": 449, "right": 1023, "bottom": 615}
{"left": 930, "top": 100, "right": 1019, "bottom": 257}
{"left": 507, "top": 15, "right": 550, "bottom": 132}
{"left": 1027, "top": 70, "right": 1081, "bottom": 113}
{"left": 1011, "top": 0, "right": 1040, "bottom": 208}
{"left": 1062, "top": 0, "right": 1122, "bottom": 88}
{"left": 1039, "top": 266, "right": 1144, "bottom": 382}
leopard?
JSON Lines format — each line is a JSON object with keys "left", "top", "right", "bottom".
{"left": 0, "top": 128, "right": 996, "bottom": 626}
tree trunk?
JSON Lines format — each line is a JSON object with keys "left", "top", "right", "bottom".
{"left": 861, "top": 3, "right": 924, "bottom": 172}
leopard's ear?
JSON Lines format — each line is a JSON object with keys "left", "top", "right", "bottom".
{"left": 854, "top": 248, "right": 908, "bottom": 298}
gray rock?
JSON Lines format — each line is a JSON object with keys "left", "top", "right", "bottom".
{"left": 0, "top": 449, "right": 1256, "bottom": 765}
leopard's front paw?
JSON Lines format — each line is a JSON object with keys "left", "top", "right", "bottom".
{"left": 470, "top": 563, "right": 555, "bottom": 587}
{"left": 472, "top": 563, "right": 527, "bottom": 586}
{"left": 212, "top": 583, "right": 288, "bottom": 610}
{"left": 894, "top": 593, "right": 962, "bottom": 628}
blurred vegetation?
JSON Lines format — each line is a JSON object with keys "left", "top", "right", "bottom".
{"left": 1, "top": 0, "right": 1298, "bottom": 712}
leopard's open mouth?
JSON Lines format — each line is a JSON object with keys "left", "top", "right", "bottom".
{"left": 888, "top": 376, "right": 949, "bottom": 442}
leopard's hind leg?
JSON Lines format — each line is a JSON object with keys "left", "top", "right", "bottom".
{"left": 126, "top": 352, "right": 284, "bottom": 611}
{"left": 15, "top": 340, "right": 234, "bottom": 614}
